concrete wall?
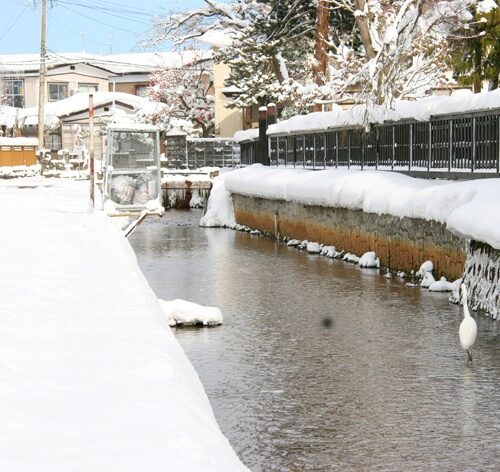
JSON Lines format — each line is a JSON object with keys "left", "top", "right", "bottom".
{"left": 232, "top": 194, "right": 466, "bottom": 280}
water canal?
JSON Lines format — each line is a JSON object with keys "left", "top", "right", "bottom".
{"left": 129, "top": 210, "right": 500, "bottom": 471}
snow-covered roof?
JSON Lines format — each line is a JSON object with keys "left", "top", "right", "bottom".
{"left": 267, "top": 89, "right": 500, "bottom": 136}
{"left": 0, "top": 92, "right": 166, "bottom": 128}
{"left": 197, "top": 30, "right": 234, "bottom": 48}
{"left": 0, "top": 106, "right": 20, "bottom": 128}
{"left": 0, "top": 51, "right": 212, "bottom": 75}
{"left": 0, "top": 137, "right": 38, "bottom": 146}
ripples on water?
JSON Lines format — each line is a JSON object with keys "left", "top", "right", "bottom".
{"left": 130, "top": 210, "right": 500, "bottom": 471}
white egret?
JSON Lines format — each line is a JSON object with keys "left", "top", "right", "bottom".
{"left": 459, "top": 284, "right": 477, "bottom": 363}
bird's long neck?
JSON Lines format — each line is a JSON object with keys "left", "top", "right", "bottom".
{"left": 461, "top": 285, "right": 471, "bottom": 318}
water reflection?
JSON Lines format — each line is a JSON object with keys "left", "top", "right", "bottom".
{"left": 130, "top": 211, "right": 500, "bottom": 471}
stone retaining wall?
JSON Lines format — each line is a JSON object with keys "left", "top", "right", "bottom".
{"left": 462, "top": 241, "right": 500, "bottom": 319}
{"left": 232, "top": 194, "right": 466, "bottom": 280}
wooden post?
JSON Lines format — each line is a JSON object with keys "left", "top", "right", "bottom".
{"left": 37, "top": 0, "right": 47, "bottom": 152}
{"left": 258, "top": 106, "right": 269, "bottom": 165}
{"left": 89, "top": 93, "right": 95, "bottom": 208}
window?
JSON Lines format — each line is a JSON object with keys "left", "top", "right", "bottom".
{"left": 78, "top": 83, "right": 98, "bottom": 93}
{"left": 135, "top": 85, "right": 150, "bottom": 97}
{"left": 48, "top": 82, "right": 69, "bottom": 101}
{"left": 2, "top": 78, "right": 24, "bottom": 108}
{"left": 48, "top": 132, "right": 62, "bottom": 150}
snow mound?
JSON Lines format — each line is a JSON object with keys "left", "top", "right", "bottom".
{"left": 418, "top": 260, "right": 434, "bottom": 276}
{"left": 199, "top": 177, "right": 236, "bottom": 228}
{"left": 420, "top": 271, "right": 436, "bottom": 288}
{"left": 159, "top": 299, "right": 223, "bottom": 327}
{"left": 321, "top": 245, "right": 338, "bottom": 258}
{"left": 359, "top": 251, "right": 380, "bottom": 268}
{"left": 287, "top": 239, "right": 301, "bottom": 247}
{"left": 306, "top": 242, "right": 322, "bottom": 253}
{"left": 428, "top": 277, "right": 454, "bottom": 292}
{"left": 342, "top": 253, "right": 360, "bottom": 264}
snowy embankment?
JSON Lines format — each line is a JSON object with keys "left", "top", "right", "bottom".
{"left": 223, "top": 165, "right": 500, "bottom": 250}
{"left": 0, "top": 179, "right": 246, "bottom": 471}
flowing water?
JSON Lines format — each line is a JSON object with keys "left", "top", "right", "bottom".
{"left": 129, "top": 210, "right": 500, "bottom": 471}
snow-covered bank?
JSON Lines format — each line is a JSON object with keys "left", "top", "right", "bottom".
{"left": 0, "top": 180, "right": 246, "bottom": 471}
{"left": 224, "top": 166, "right": 500, "bottom": 250}
{"left": 200, "top": 177, "right": 236, "bottom": 227}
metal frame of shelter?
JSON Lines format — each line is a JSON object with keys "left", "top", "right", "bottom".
{"left": 102, "top": 124, "right": 164, "bottom": 216}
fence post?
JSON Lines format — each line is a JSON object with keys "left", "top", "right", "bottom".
{"left": 284, "top": 136, "right": 288, "bottom": 167}
{"left": 302, "top": 136, "right": 306, "bottom": 168}
{"left": 427, "top": 121, "right": 432, "bottom": 171}
{"left": 324, "top": 132, "right": 327, "bottom": 169}
{"left": 335, "top": 132, "right": 339, "bottom": 168}
{"left": 472, "top": 116, "right": 476, "bottom": 173}
{"left": 348, "top": 131, "right": 351, "bottom": 169}
{"left": 376, "top": 128, "right": 379, "bottom": 170}
{"left": 258, "top": 106, "right": 269, "bottom": 165}
{"left": 313, "top": 134, "right": 317, "bottom": 169}
{"left": 391, "top": 125, "right": 395, "bottom": 171}
{"left": 497, "top": 114, "right": 500, "bottom": 173}
{"left": 409, "top": 124, "right": 412, "bottom": 171}
{"left": 449, "top": 119, "right": 453, "bottom": 172}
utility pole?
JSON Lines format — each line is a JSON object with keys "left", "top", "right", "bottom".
{"left": 313, "top": 0, "right": 329, "bottom": 112}
{"left": 89, "top": 93, "right": 95, "bottom": 208}
{"left": 37, "top": 0, "right": 47, "bottom": 151}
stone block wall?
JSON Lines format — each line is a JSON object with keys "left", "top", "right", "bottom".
{"left": 463, "top": 241, "right": 500, "bottom": 319}
{"left": 232, "top": 194, "right": 466, "bottom": 280}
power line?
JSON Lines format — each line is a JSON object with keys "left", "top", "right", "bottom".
{"left": 0, "top": 5, "right": 28, "bottom": 41}
{"left": 59, "top": 4, "right": 140, "bottom": 34}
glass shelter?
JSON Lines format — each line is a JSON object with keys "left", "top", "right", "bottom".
{"left": 103, "top": 124, "right": 163, "bottom": 214}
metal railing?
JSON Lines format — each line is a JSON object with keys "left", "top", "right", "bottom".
{"left": 240, "top": 109, "right": 500, "bottom": 175}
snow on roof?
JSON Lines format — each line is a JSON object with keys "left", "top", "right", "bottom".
{"left": 267, "top": 89, "right": 500, "bottom": 136}
{"left": 0, "top": 137, "right": 38, "bottom": 146}
{"left": 197, "top": 30, "right": 234, "bottom": 48}
{"left": 0, "top": 106, "right": 20, "bottom": 128}
{"left": 0, "top": 92, "right": 166, "bottom": 128}
{"left": 233, "top": 128, "right": 259, "bottom": 142}
{"left": 0, "top": 50, "right": 212, "bottom": 75}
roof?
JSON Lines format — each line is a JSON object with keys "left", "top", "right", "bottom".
{"left": 1, "top": 92, "right": 166, "bottom": 127}
{"left": 0, "top": 51, "right": 213, "bottom": 75}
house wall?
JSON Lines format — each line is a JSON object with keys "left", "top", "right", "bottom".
{"left": 22, "top": 64, "right": 110, "bottom": 108}
{"left": 213, "top": 62, "right": 243, "bottom": 138}
{"left": 111, "top": 82, "right": 148, "bottom": 96}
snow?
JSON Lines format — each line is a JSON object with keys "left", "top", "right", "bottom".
{"left": 159, "top": 299, "right": 223, "bottom": 327}
{"left": 266, "top": 89, "right": 500, "bottom": 136}
{"left": 233, "top": 128, "right": 259, "bottom": 142}
{"left": 199, "top": 177, "right": 236, "bottom": 228}
{"left": 306, "top": 241, "right": 322, "bottom": 254}
{"left": 428, "top": 276, "right": 454, "bottom": 292}
{"left": 0, "top": 137, "right": 38, "bottom": 146}
{"left": 418, "top": 260, "right": 434, "bottom": 276}
{"left": 359, "top": 251, "right": 380, "bottom": 268}
{"left": 223, "top": 166, "right": 500, "bottom": 250}
{"left": 0, "top": 179, "right": 246, "bottom": 471}
{"left": 477, "top": 0, "right": 497, "bottom": 14}
{"left": 420, "top": 271, "right": 436, "bottom": 288}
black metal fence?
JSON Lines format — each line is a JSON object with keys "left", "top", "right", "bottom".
{"left": 165, "top": 135, "right": 240, "bottom": 169}
{"left": 240, "top": 109, "right": 500, "bottom": 174}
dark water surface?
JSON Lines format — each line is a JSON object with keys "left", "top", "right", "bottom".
{"left": 130, "top": 210, "right": 500, "bottom": 471}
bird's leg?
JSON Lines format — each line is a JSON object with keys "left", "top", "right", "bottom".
{"left": 467, "top": 349, "right": 473, "bottom": 363}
